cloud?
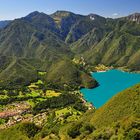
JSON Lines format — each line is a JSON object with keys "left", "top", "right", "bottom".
{"left": 112, "top": 13, "right": 119, "bottom": 16}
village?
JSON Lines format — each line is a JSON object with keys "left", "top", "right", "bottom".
{"left": 0, "top": 86, "right": 94, "bottom": 130}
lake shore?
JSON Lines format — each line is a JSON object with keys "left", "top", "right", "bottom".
{"left": 92, "top": 65, "right": 140, "bottom": 74}
{"left": 81, "top": 69, "right": 140, "bottom": 108}
{"left": 117, "top": 67, "right": 140, "bottom": 74}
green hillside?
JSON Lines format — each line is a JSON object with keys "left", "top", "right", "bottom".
{"left": 0, "top": 123, "right": 39, "bottom": 140}
{"left": 90, "top": 84, "right": 140, "bottom": 127}
{"left": 1, "top": 11, "right": 140, "bottom": 89}
{"left": 0, "top": 11, "right": 98, "bottom": 89}
{"left": 62, "top": 84, "right": 140, "bottom": 139}
{"left": 0, "top": 84, "right": 139, "bottom": 140}
{"left": 72, "top": 18, "right": 140, "bottom": 71}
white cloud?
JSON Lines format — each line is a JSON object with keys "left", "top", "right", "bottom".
{"left": 111, "top": 13, "right": 120, "bottom": 18}
{"left": 112, "top": 13, "right": 119, "bottom": 16}
{"left": 113, "top": 13, "right": 118, "bottom": 16}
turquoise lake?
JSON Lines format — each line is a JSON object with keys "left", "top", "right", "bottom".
{"left": 80, "top": 70, "right": 140, "bottom": 109}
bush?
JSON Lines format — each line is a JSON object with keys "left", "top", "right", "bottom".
{"left": 126, "top": 129, "right": 140, "bottom": 140}
{"left": 67, "top": 123, "right": 82, "bottom": 138}
{"left": 73, "top": 101, "right": 88, "bottom": 112}
{"left": 33, "top": 93, "right": 81, "bottom": 113}
{"left": 17, "top": 122, "right": 40, "bottom": 138}
{"left": 80, "top": 123, "right": 95, "bottom": 134}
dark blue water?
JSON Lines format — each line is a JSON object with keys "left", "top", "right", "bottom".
{"left": 80, "top": 70, "right": 140, "bottom": 108}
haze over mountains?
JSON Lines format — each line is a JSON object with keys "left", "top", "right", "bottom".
{"left": 0, "top": 11, "right": 140, "bottom": 89}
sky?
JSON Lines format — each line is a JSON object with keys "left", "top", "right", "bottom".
{"left": 0, "top": 0, "right": 140, "bottom": 20}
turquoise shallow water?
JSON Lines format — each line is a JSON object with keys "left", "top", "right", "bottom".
{"left": 80, "top": 70, "right": 140, "bottom": 109}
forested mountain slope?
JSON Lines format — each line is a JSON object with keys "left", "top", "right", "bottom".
{"left": 0, "top": 11, "right": 140, "bottom": 90}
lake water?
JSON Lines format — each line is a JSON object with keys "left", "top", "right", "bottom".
{"left": 80, "top": 70, "right": 140, "bottom": 108}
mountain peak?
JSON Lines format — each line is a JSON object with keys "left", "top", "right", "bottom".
{"left": 51, "top": 10, "right": 75, "bottom": 19}
{"left": 130, "top": 12, "right": 140, "bottom": 16}
{"left": 53, "top": 10, "right": 73, "bottom": 15}
{"left": 127, "top": 13, "right": 140, "bottom": 23}
{"left": 24, "top": 11, "right": 48, "bottom": 19}
{"left": 88, "top": 13, "right": 105, "bottom": 21}
{"left": 26, "top": 11, "right": 41, "bottom": 17}
{"left": 88, "top": 14, "right": 98, "bottom": 20}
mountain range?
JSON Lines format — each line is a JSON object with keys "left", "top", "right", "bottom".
{"left": 0, "top": 11, "right": 140, "bottom": 140}
{"left": 0, "top": 11, "right": 140, "bottom": 89}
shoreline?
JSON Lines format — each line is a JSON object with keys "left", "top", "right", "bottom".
{"left": 117, "top": 68, "right": 140, "bottom": 74}
{"left": 90, "top": 64, "right": 140, "bottom": 74}
{"left": 92, "top": 67, "right": 140, "bottom": 74}
{"left": 81, "top": 67, "right": 140, "bottom": 110}
{"left": 96, "top": 70, "right": 107, "bottom": 73}
{"left": 79, "top": 93, "right": 95, "bottom": 110}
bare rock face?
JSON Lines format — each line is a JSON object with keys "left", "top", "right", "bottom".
{"left": 127, "top": 13, "right": 140, "bottom": 24}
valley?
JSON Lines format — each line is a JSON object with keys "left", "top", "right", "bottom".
{"left": 0, "top": 10, "right": 140, "bottom": 140}
{"left": 0, "top": 79, "right": 91, "bottom": 130}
